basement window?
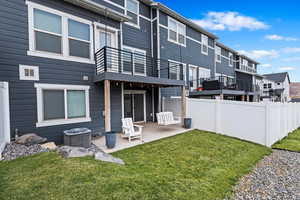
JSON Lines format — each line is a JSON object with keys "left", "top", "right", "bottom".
{"left": 19, "top": 65, "right": 39, "bottom": 81}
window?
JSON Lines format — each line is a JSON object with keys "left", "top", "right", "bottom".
{"left": 229, "top": 53, "right": 233, "bottom": 67}
{"left": 268, "top": 83, "right": 272, "bottom": 88}
{"left": 189, "top": 65, "right": 198, "bottom": 90}
{"left": 242, "top": 59, "right": 248, "bottom": 66}
{"left": 68, "top": 19, "right": 91, "bottom": 58}
{"left": 168, "top": 17, "right": 186, "bottom": 46}
{"left": 122, "top": 46, "right": 146, "bottom": 76}
{"left": 19, "top": 65, "right": 39, "bottom": 81}
{"left": 125, "top": 0, "right": 139, "bottom": 27}
{"left": 168, "top": 60, "right": 186, "bottom": 81}
{"left": 264, "top": 84, "right": 267, "bottom": 89}
{"left": 27, "top": 2, "right": 93, "bottom": 63}
{"left": 216, "top": 46, "right": 221, "bottom": 63}
{"left": 35, "top": 84, "right": 90, "bottom": 127}
{"left": 201, "top": 34, "right": 208, "bottom": 55}
{"left": 277, "top": 82, "right": 281, "bottom": 86}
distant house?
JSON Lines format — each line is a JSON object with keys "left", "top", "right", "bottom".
{"left": 262, "top": 72, "right": 291, "bottom": 102}
{"left": 290, "top": 82, "right": 300, "bottom": 102}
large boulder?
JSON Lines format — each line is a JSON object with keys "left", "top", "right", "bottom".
{"left": 94, "top": 151, "right": 125, "bottom": 165}
{"left": 58, "top": 146, "right": 94, "bottom": 158}
{"left": 15, "top": 133, "right": 47, "bottom": 145}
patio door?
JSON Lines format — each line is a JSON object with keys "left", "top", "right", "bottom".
{"left": 95, "top": 25, "right": 118, "bottom": 72}
{"left": 124, "top": 91, "right": 146, "bottom": 122}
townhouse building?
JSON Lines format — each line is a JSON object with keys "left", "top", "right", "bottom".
{"left": 0, "top": 0, "right": 261, "bottom": 143}
{"left": 262, "top": 72, "right": 290, "bottom": 102}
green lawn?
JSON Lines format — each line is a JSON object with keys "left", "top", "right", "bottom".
{"left": 0, "top": 130, "right": 271, "bottom": 200}
{"left": 272, "top": 128, "right": 300, "bottom": 152}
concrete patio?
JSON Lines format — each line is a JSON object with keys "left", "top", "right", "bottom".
{"left": 93, "top": 122, "right": 191, "bottom": 153}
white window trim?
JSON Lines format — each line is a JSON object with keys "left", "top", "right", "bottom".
{"left": 124, "top": 0, "right": 140, "bottom": 29}
{"left": 229, "top": 52, "right": 233, "bottom": 67}
{"left": 94, "top": 22, "right": 119, "bottom": 52}
{"left": 122, "top": 45, "right": 147, "bottom": 76}
{"left": 201, "top": 34, "right": 208, "bottom": 55}
{"left": 215, "top": 46, "right": 221, "bottom": 63}
{"left": 19, "top": 65, "right": 39, "bottom": 81}
{"left": 167, "top": 16, "right": 186, "bottom": 47}
{"left": 26, "top": 1, "right": 95, "bottom": 64}
{"left": 189, "top": 64, "right": 199, "bottom": 90}
{"left": 34, "top": 83, "right": 91, "bottom": 127}
{"left": 168, "top": 59, "right": 187, "bottom": 81}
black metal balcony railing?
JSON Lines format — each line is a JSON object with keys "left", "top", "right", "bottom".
{"left": 95, "top": 46, "right": 184, "bottom": 81}
{"left": 189, "top": 75, "right": 260, "bottom": 93}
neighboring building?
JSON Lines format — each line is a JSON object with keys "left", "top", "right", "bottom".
{"left": 0, "top": 0, "right": 262, "bottom": 143}
{"left": 289, "top": 82, "right": 300, "bottom": 102}
{"left": 262, "top": 72, "right": 291, "bottom": 102}
{"left": 189, "top": 42, "right": 261, "bottom": 101}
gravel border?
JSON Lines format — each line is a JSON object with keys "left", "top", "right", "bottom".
{"left": 231, "top": 150, "right": 300, "bottom": 200}
{"left": 1, "top": 142, "right": 49, "bottom": 161}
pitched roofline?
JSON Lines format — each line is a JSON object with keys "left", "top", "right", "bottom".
{"left": 63, "top": 0, "right": 131, "bottom": 22}
{"left": 216, "top": 42, "right": 238, "bottom": 54}
{"left": 151, "top": 2, "right": 218, "bottom": 39}
{"left": 263, "top": 72, "right": 290, "bottom": 83}
{"left": 238, "top": 54, "right": 260, "bottom": 65}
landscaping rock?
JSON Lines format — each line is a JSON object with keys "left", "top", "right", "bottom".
{"left": 232, "top": 150, "right": 300, "bottom": 200}
{"left": 41, "top": 142, "right": 57, "bottom": 150}
{"left": 94, "top": 151, "right": 125, "bottom": 165}
{"left": 58, "top": 146, "right": 94, "bottom": 158}
{"left": 15, "top": 133, "right": 47, "bottom": 145}
{"left": 1, "top": 142, "right": 49, "bottom": 161}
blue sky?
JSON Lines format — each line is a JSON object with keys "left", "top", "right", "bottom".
{"left": 157, "top": 0, "right": 300, "bottom": 82}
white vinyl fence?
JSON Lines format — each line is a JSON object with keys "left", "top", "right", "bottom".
{"left": 187, "top": 99, "right": 300, "bottom": 147}
{"left": 0, "top": 82, "right": 10, "bottom": 157}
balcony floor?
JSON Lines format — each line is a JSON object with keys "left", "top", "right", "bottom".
{"left": 93, "top": 122, "right": 191, "bottom": 153}
{"left": 94, "top": 72, "right": 185, "bottom": 87}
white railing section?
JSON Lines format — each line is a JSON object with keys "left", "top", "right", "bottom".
{"left": 0, "top": 82, "right": 10, "bottom": 158}
{"left": 187, "top": 99, "right": 300, "bottom": 147}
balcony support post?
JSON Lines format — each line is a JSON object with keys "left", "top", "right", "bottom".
{"left": 104, "top": 80, "right": 111, "bottom": 132}
{"left": 181, "top": 86, "right": 187, "bottom": 126}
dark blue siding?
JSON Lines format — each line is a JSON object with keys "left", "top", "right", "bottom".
{"left": 0, "top": 0, "right": 123, "bottom": 143}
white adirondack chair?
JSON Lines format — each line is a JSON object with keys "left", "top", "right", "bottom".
{"left": 156, "top": 112, "right": 181, "bottom": 126}
{"left": 121, "top": 118, "right": 143, "bottom": 142}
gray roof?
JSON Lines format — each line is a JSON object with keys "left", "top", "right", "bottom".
{"left": 263, "top": 72, "right": 290, "bottom": 83}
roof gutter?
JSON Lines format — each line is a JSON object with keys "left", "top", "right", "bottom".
{"left": 64, "top": 0, "right": 131, "bottom": 22}
{"left": 216, "top": 42, "right": 238, "bottom": 54}
{"left": 151, "top": 2, "right": 218, "bottom": 39}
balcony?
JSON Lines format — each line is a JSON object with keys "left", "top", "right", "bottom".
{"left": 189, "top": 75, "right": 259, "bottom": 94}
{"left": 94, "top": 47, "right": 185, "bottom": 86}
{"left": 236, "top": 64, "right": 257, "bottom": 74}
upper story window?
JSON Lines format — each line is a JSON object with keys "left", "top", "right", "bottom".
{"left": 125, "top": 0, "right": 139, "bottom": 27}
{"left": 268, "top": 83, "right": 272, "bottom": 88}
{"left": 229, "top": 53, "right": 233, "bottom": 67}
{"left": 168, "top": 17, "right": 186, "bottom": 46}
{"left": 216, "top": 46, "right": 221, "bottom": 63}
{"left": 68, "top": 19, "right": 91, "bottom": 59}
{"left": 201, "top": 34, "right": 208, "bottom": 55}
{"left": 263, "top": 84, "right": 267, "bottom": 89}
{"left": 242, "top": 59, "right": 248, "bottom": 66}
{"left": 27, "top": 2, "right": 93, "bottom": 64}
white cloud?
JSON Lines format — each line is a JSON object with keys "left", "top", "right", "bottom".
{"left": 238, "top": 50, "right": 279, "bottom": 59}
{"left": 191, "top": 11, "right": 269, "bottom": 31}
{"left": 282, "top": 47, "right": 300, "bottom": 53}
{"left": 279, "top": 66, "right": 295, "bottom": 71}
{"left": 265, "top": 34, "right": 298, "bottom": 41}
{"left": 282, "top": 57, "right": 300, "bottom": 62}
{"left": 260, "top": 64, "right": 272, "bottom": 68}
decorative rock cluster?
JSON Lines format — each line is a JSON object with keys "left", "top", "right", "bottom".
{"left": 58, "top": 144, "right": 125, "bottom": 165}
